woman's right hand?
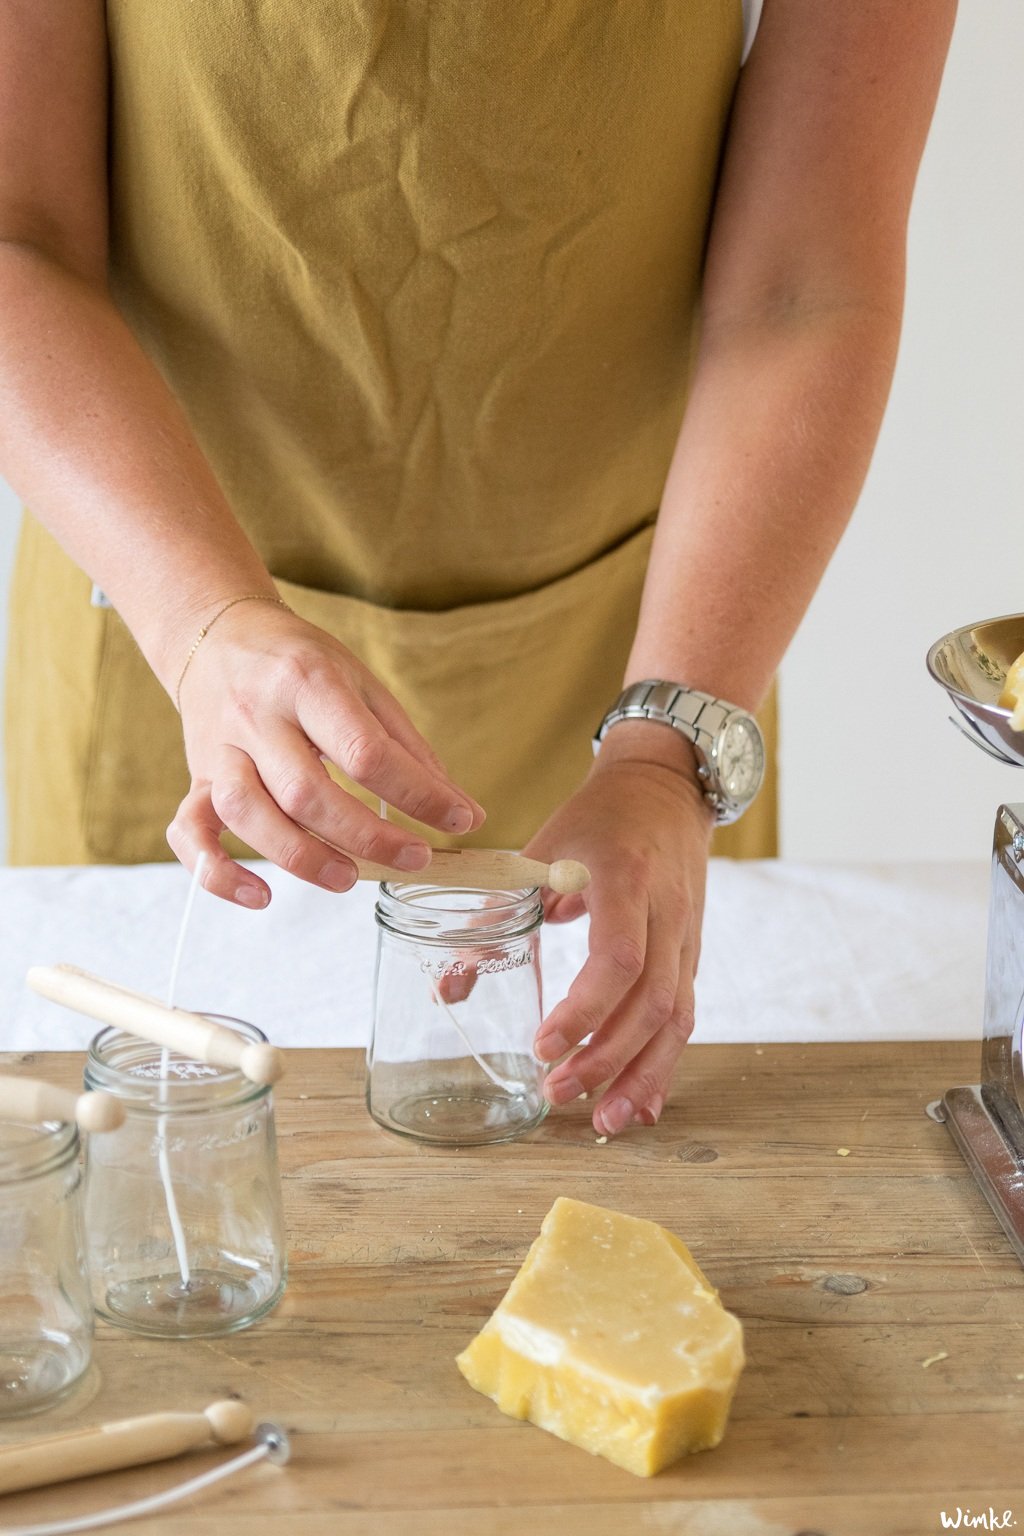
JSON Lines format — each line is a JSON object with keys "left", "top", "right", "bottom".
{"left": 166, "top": 598, "right": 485, "bottom": 908}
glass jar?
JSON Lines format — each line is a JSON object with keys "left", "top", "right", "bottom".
{"left": 0, "top": 1119, "right": 92, "bottom": 1416}
{"left": 368, "top": 883, "right": 548, "bottom": 1145}
{"left": 83, "top": 1018, "right": 286, "bottom": 1338}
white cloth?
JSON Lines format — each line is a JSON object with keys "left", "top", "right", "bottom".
{"left": 741, "top": 0, "right": 764, "bottom": 64}
{"left": 0, "top": 859, "right": 990, "bottom": 1053}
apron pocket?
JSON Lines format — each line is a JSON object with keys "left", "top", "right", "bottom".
{"left": 274, "top": 522, "right": 656, "bottom": 848}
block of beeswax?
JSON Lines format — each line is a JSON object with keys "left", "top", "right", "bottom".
{"left": 999, "top": 650, "right": 1024, "bottom": 731}
{"left": 456, "top": 1197, "right": 744, "bottom": 1476}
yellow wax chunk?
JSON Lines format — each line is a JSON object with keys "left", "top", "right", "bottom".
{"left": 456, "top": 1197, "right": 744, "bottom": 1477}
{"left": 999, "top": 650, "right": 1024, "bottom": 731}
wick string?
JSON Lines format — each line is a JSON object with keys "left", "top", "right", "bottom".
{"left": 166, "top": 851, "right": 207, "bottom": 1008}
{"left": 156, "top": 851, "right": 209, "bottom": 1288}
{"left": 379, "top": 799, "right": 526, "bottom": 1095}
{"left": 425, "top": 974, "right": 525, "bottom": 1094}
{"left": 2, "top": 1439, "right": 275, "bottom": 1536}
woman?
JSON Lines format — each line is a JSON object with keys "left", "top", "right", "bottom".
{"left": 0, "top": 2, "right": 956, "bottom": 1134}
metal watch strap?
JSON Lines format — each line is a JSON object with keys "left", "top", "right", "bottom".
{"left": 596, "top": 680, "right": 733, "bottom": 747}
{"left": 594, "top": 680, "right": 741, "bottom": 822}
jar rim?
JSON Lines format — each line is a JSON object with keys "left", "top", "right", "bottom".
{"left": 0, "top": 1119, "right": 79, "bottom": 1185}
{"left": 375, "top": 883, "right": 543, "bottom": 945}
{"left": 83, "top": 1015, "right": 271, "bottom": 1113}
{"left": 379, "top": 882, "right": 539, "bottom": 912}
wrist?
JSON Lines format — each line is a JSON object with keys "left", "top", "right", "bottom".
{"left": 594, "top": 680, "right": 766, "bottom": 826}
{"left": 591, "top": 718, "right": 713, "bottom": 819}
{"left": 589, "top": 724, "right": 718, "bottom": 835}
{"left": 144, "top": 578, "right": 282, "bottom": 698}
{"left": 173, "top": 592, "right": 290, "bottom": 712}
{"left": 594, "top": 716, "right": 699, "bottom": 775}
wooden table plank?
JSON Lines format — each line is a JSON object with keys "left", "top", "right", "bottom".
{"left": 1, "top": 1042, "right": 1021, "bottom": 1536}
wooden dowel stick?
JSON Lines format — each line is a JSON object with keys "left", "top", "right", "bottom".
{"left": 0, "top": 1074, "right": 124, "bottom": 1133}
{"left": 25, "top": 966, "right": 284, "bottom": 1086}
{"left": 0, "top": 1400, "right": 255, "bottom": 1497}
{"left": 354, "top": 849, "right": 590, "bottom": 895}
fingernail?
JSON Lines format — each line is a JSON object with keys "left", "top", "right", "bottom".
{"left": 236, "top": 884, "right": 269, "bottom": 909}
{"left": 393, "top": 843, "right": 432, "bottom": 871}
{"left": 545, "top": 1074, "right": 585, "bottom": 1107}
{"left": 535, "top": 1031, "right": 569, "bottom": 1062}
{"left": 322, "top": 860, "right": 356, "bottom": 892}
{"left": 446, "top": 805, "right": 474, "bottom": 834}
{"left": 632, "top": 1093, "right": 664, "bottom": 1128}
{"left": 597, "top": 1096, "right": 635, "bottom": 1136}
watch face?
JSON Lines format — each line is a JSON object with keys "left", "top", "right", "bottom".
{"left": 716, "top": 716, "right": 765, "bottom": 804}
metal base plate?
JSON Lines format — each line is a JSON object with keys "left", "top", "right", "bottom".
{"left": 940, "top": 1084, "right": 1024, "bottom": 1265}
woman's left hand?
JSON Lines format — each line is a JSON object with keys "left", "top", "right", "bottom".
{"left": 523, "top": 723, "right": 715, "bottom": 1138}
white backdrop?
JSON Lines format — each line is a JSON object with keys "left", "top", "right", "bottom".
{"left": 778, "top": 1, "right": 1024, "bottom": 859}
{"left": 2, "top": 3, "right": 1022, "bottom": 866}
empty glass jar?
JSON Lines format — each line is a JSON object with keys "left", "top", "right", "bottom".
{"left": 83, "top": 1019, "right": 286, "bottom": 1338}
{"left": 368, "top": 883, "right": 548, "bottom": 1145}
{"left": 0, "top": 1118, "right": 92, "bottom": 1416}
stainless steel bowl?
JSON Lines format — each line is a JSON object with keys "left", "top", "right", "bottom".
{"left": 927, "top": 613, "right": 1024, "bottom": 767}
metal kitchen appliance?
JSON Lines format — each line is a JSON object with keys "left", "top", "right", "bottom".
{"left": 927, "top": 612, "right": 1024, "bottom": 1262}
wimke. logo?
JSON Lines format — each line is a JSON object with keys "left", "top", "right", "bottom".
{"left": 938, "top": 1511, "right": 1017, "bottom": 1531}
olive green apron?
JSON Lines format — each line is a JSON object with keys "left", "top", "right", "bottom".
{"left": 6, "top": 0, "right": 776, "bottom": 865}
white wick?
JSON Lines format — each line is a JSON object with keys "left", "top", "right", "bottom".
{"left": 156, "top": 852, "right": 209, "bottom": 1289}
{"left": 426, "top": 976, "right": 527, "bottom": 1096}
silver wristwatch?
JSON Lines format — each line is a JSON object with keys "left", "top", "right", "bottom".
{"left": 594, "top": 680, "right": 766, "bottom": 825}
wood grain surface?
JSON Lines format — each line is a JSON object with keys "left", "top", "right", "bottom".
{"left": 0, "top": 1042, "right": 1021, "bottom": 1536}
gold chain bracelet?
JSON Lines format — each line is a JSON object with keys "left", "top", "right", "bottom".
{"left": 174, "top": 593, "right": 290, "bottom": 713}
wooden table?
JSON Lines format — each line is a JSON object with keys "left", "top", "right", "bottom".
{"left": 2, "top": 1042, "right": 1022, "bottom": 1536}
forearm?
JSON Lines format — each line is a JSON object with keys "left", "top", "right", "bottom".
{"left": 0, "top": 243, "right": 275, "bottom": 692}
{"left": 626, "top": 300, "right": 902, "bottom": 712}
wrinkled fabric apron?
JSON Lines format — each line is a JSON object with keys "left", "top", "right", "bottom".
{"left": 6, "top": 0, "right": 776, "bottom": 864}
